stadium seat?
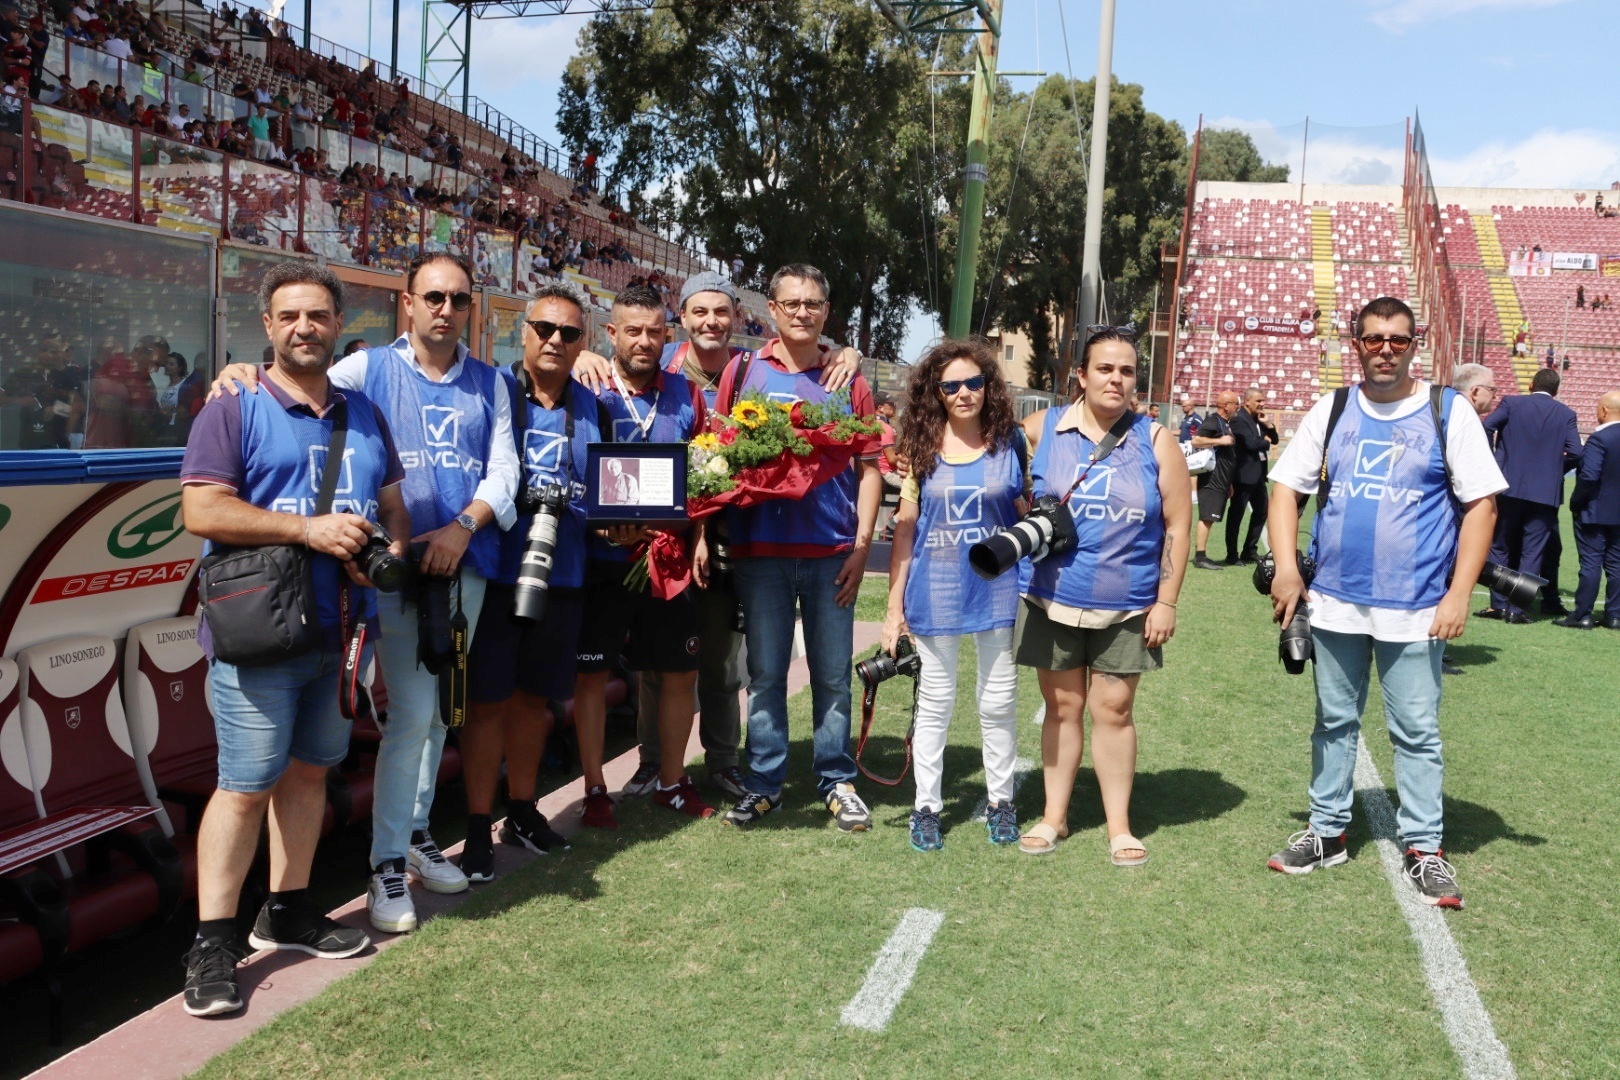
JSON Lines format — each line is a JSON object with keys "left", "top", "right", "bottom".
{"left": 122, "top": 619, "right": 214, "bottom": 837}
{"left": 0, "top": 658, "right": 69, "bottom": 993}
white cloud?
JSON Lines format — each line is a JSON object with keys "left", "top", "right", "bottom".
{"left": 1427, "top": 129, "right": 1620, "bottom": 189}
{"left": 1366, "top": 0, "right": 1573, "bottom": 33}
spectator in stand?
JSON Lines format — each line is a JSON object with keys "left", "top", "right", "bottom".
{"left": 251, "top": 82, "right": 271, "bottom": 107}
{"left": 248, "top": 104, "right": 275, "bottom": 160}
{"left": 1576, "top": 284, "right": 1586, "bottom": 310}
{"left": 76, "top": 78, "right": 101, "bottom": 112}
{"left": 102, "top": 29, "right": 131, "bottom": 60}
{"left": 0, "top": 74, "right": 20, "bottom": 132}
{"left": 1477, "top": 367, "right": 1581, "bottom": 622}
{"left": 1557, "top": 391, "right": 1620, "bottom": 630}
{"left": 331, "top": 90, "right": 352, "bottom": 131}
{"left": 39, "top": 72, "right": 75, "bottom": 107}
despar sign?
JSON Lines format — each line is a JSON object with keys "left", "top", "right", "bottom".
{"left": 1222, "top": 314, "right": 1316, "bottom": 338}
{"left": 5, "top": 481, "right": 204, "bottom": 657}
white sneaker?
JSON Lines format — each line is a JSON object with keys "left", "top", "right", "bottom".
{"left": 407, "top": 834, "right": 468, "bottom": 895}
{"left": 368, "top": 860, "right": 418, "bottom": 934}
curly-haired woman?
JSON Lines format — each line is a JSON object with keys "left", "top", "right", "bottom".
{"left": 882, "top": 339, "right": 1028, "bottom": 852}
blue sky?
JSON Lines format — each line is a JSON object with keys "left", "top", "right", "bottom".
{"left": 290, "top": 0, "right": 1616, "bottom": 353}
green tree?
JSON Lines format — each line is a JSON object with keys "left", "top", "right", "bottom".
{"left": 1192, "top": 128, "right": 1291, "bottom": 184}
{"left": 559, "top": 0, "right": 957, "bottom": 356}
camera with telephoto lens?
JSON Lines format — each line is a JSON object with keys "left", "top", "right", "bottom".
{"left": 513, "top": 483, "right": 569, "bottom": 623}
{"left": 1251, "top": 552, "right": 1317, "bottom": 674}
{"left": 856, "top": 634, "right": 922, "bottom": 689}
{"left": 356, "top": 528, "right": 407, "bottom": 593}
{"left": 968, "top": 494, "right": 1079, "bottom": 580}
{"left": 1474, "top": 561, "right": 1546, "bottom": 613}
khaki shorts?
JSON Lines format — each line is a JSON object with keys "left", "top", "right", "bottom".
{"left": 1015, "top": 598, "right": 1163, "bottom": 674}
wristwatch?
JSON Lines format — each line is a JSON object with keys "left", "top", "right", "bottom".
{"left": 455, "top": 512, "right": 479, "bottom": 534}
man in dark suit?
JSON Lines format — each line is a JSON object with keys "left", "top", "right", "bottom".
{"left": 1479, "top": 368, "right": 1582, "bottom": 622}
{"left": 1223, "top": 387, "right": 1280, "bottom": 564}
{"left": 1191, "top": 390, "right": 1239, "bottom": 569}
{"left": 1556, "top": 391, "right": 1620, "bottom": 629}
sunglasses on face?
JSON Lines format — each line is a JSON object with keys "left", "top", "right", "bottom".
{"left": 938, "top": 374, "right": 987, "bottom": 395}
{"left": 415, "top": 290, "right": 473, "bottom": 311}
{"left": 1359, "top": 334, "right": 1414, "bottom": 354}
{"left": 527, "top": 320, "right": 584, "bottom": 344}
{"left": 771, "top": 298, "right": 827, "bottom": 316}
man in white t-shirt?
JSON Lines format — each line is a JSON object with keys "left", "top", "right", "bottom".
{"left": 1262, "top": 297, "right": 1505, "bottom": 911}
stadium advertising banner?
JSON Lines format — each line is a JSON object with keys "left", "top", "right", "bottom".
{"left": 1218, "top": 315, "right": 1318, "bottom": 338}
{"left": 1551, "top": 252, "right": 1598, "bottom": 271}
{"left": 1507, "top": 249, "right": 1552, "bottom": 277}
{"left": 1598, "top": 256, "right": 1620, "bottom": 277}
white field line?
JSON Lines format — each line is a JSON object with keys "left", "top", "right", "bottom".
{"left": 1353, "top": 743, "right": 1516, "bottom": 1080}
{"left": 839, "top": 908, "right": 946, "bottom": 1033}
{"left": 970, "top": 755, "right": 1037, "bottom": 822}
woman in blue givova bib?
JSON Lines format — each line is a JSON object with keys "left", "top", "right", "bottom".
{"left": 1015, "top": 328, "right": 1191, "bottom": 864}
{"left": 882, "top": 340, "right": 1028, "bottom": 852}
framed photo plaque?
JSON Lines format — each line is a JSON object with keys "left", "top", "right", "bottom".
{"left": 583, "top": 442, "right": 688, "bottom": 525}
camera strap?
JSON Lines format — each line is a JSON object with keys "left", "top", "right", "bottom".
{"left": 1058, "top": 409, "right": 1137, "bottom": 505}
{"left": 854, "top": 658, "right": 918, "bottom": 787}
{"left": 1314, "top": 385, "right": 1452, "bottom": 514}
{"left": 438, "top": 573, "right": 469, "bottom": 729}
{"left": 314, "top": 396, "right": 349, "bottom": 516}
{"left": 338, "top": 584, "right": 373, "bottom": 722}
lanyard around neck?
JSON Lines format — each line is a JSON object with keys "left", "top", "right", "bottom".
{"left": 610, "top": 363, "right": 659, "bottom": 441}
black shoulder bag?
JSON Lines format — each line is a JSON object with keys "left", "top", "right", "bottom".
{"left": 197, "top": 399, "right": 348, "bottom": 666}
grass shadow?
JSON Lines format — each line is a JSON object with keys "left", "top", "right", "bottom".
{"left": 1289, "top": 795, "right": 1545, "bottom": 859}
{"left": 1442, "top": 643, "right": 1502, "bottom": 668}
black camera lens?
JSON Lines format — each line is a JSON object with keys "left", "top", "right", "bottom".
{"left": 358, "top": 531, "right": 406, "bottom": 592}
{"left": 968, "top": 494, "right": 1077, "bottom": 579}
{"left": 856, "top": 636, "right": 922, "bottom": 688}
{"left": 1279, "top": 611, "right": 1313, "bottom": 674}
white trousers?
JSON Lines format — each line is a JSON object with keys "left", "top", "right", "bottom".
{"left": 911, "top": 627, "right": 1019, "bottom": 812}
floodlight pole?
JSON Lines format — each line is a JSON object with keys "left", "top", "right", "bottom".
{"left": 1077, "top": 0, "right": 1116, "bottom": 331}
{"left": 946, "top": 0, "right": 1003, "bottom": 338}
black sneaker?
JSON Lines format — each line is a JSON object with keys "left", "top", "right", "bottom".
{"left": 1267, "top": 828, "right": 1348, "bottom": 875}
{"left": 1404, "top": 848, "right": 1464, "bottom": 909}
{"left": 248, "top": 902, "right": 369, "bottom": 959}
{"left": 461, "top": 826, "right": 495, "bottom": 883}
{"left": 721, "top": 791, "right": 777, "bottom": 827}
{"left": 826, "top": 782, "right": 872, "bottom": 832}
{"left": 182, "top": 936, "right": 248, "bottom": 1017}
{"left": 1194, "top": 554, "right": 1225, "bottom": 571}
{"left": 500, "top": 801, "right": 570, "bottom": 854}
{"left": 909, "top": 808, "right": 943, "bottom": 852}
{"left": 622, "top": 760, "right": 661, "bottom": 797}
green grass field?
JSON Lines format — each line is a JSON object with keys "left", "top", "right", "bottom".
{"left": 201, "top": 524, "right": 1618, "bottom": 1079}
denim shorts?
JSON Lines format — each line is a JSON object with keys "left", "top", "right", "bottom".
{"left": 210, "top": 647, "right": 359, "bottom": 793}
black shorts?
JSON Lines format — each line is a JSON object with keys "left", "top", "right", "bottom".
{"left": 576, "top": 561, "right": 700, "bottom": 674}
{"left": 1197, "top": 485, "right": 1228, "bottom": 523}
{"left": 468, "top": 583, "right": 584, "bottom": 703}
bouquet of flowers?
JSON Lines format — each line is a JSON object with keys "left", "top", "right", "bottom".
{"left": 623, "top": 390, "right": 885, "bottom": 596}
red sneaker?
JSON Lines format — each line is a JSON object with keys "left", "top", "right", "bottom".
{"left": 651, "top": 777, "right": 715, "bottom": 819}
{"left": 581, "top": 785, "right": 618, "bottom": 829}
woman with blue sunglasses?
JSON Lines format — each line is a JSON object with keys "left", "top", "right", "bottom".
{"left": 882, "top": 339, "right": 1028, "bottom": 851}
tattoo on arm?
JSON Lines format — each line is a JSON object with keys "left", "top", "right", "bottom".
{"left": 1161, "top": 535, "right": 1174, "bottom": 581}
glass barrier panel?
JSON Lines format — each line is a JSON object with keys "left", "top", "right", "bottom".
{"left": 517, "top": 242, "right": 554, "bottom": 297}
{"left": 323, "top": 128, "right": 351, "bottom": 174}
{"left": 67, "top": 44, "right": 120, "bottom": 99}
{"left": 0, "top": 202, "right": 214, "bottom": 451}
{"left": 338, "top": 278, "right": 404, "bottom": 352}
{"left": 45, "top": 37, "right": 66, "bottom": 79}
{"left": 290, "top": 121, "right": 321, "bottom": 152}
{"left": 171, "top": 78, "right": 209, "bottom": 118}
{"left": 475, "top": 229, "right": 515, "bottom": 292}
{"left": 217, "top": 245, "right": 289, "bottom": 367}
{"left": 363, "top": 195, "right": 421, "bottom": 272}
{"left": 225, "top": 158, "right": 299, "bottom": 250}
{"left": 304, "top": 179, "right": 366, "bottom": 265}
{"left": 32, "top": 105, "right": 136, "bottom": 222}
{"left": 349, "top": 137, "right": 381, "bottom": 170}
{"left": 379, "top": 146, "right": 407, "bottom": 180}
{"left": 139, "top": 135, "right": 223, "bottom": 234}
{"left": 486, "top": 303, "right": 526, "bottom": 370}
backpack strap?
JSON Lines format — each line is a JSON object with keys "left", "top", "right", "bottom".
{"left": 724, "top": 349, "right": 754, "bottom": 413}
{"left": 1314, "top": 386, "right": 1352, "bottom": 512}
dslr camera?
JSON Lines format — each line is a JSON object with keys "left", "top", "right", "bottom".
{"left": 1251, "top": 551, "right": 1316, "bottom": 675}
{"left": 513, "top": 483, "right": 569, "bottom": 623}
{"left": 856, "top": 635, "right": 922, "bottom": 689}
{"left": 356, "top": 527, "right": 408, "bottom": 593}
{"left": 968, "top": 494, "right": 1079, "bottom": 580}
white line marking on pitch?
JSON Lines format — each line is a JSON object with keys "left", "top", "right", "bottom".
{"left": 839, "top": 908, "right": 946, "bottom": 1032}
{"left": 1354, "top": 743, "right": 1516, "bottom": 1080}
{"left": 970, "top": 755, "right": 1036, "bottom": 822}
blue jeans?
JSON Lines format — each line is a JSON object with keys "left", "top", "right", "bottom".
{"left": 370, "top": 570, "right": 486, "bottom": 867}
{"left": 1308, "top": 628, "right": 1445, "bottom": 851}
{"left": 733, "top": 555, "right": 856, "bottom": 798}
{"left": 210, "top": 648, "right": 358, "bottom": 793}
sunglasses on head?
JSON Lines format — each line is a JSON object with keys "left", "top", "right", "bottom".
{"left": 1086, "top": 321, "right": 1138, "bottom": 340}
{"left": 415, "top": 290, "right": 473, "bottom": 311}
{"left": 938, "top": 374, "right": 987, "bottom": 395}
{"left": 527, "top": 320, "right": 584, "bottom": 344}
{"left": 1358, "top": 334, "right": 1414, "bottom": 355}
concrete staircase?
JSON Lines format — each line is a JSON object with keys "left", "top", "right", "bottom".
{"left": 1309, "top": 206, "right": 1343, "bottom": 389}
{"left": 1472, "top": 214, "right": 1535, "bottom": 391}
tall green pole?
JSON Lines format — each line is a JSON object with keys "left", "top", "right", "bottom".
{"left": 947, "top": 0, "right": 1003, "bottom": 339}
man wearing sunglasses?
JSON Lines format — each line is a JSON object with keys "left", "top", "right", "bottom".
{"left": 1264, "top": 297, "right": 1505, "bottom": 910}
{"left": 209, "top": 252, "right": 519, "bottom": 933}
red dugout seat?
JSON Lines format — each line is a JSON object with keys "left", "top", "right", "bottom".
{"left": 122, "top": 618, "right": 214, "bottom": 836}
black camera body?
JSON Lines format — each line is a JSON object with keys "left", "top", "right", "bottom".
{"left": 967, "top": 494, "right": 1079, "bottom": 580}
{"left": 356, "top": 528, "right": 407, "bottom": 593}
{"left": 513, "top": 483, "right": 569, "bottom": 624}
{"left": 404, "top": 540, "right": 458, "bottom": 674}
{"left": 856, "top": 635, "right": 922, "bottom": 689}
{"left": 1253, "top": 551, "right": 1317, "bottom": 674}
